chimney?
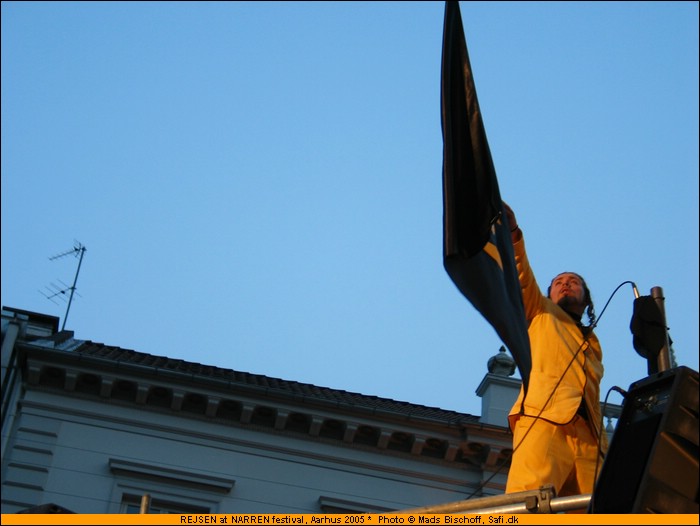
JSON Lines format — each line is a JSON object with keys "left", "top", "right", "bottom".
{"left": 475, "top": 346, "right": 521, "bottom": 427}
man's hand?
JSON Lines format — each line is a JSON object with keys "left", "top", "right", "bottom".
{"left": 502, "top": 201, "right": 518, "bottom": 232}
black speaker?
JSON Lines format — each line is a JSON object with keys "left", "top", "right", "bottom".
{"left": 591, "top": 366, "right": 699, "bottom": 513}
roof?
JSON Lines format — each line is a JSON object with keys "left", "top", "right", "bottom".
{"left": 64, "top": 339, "right": 481, "bottom": 426}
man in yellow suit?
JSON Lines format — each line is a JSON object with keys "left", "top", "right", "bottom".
{"left": 503, "top": 203, "right": 608, "bottom": 498}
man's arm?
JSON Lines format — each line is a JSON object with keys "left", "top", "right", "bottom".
{"left": 502, "top": 201, "right": 545, "bottom": 321}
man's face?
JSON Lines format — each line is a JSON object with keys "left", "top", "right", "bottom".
{"left": 549, "top": 272, "right": 586, "bottom": 315}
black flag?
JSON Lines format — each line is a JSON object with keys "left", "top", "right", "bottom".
{"left": 441, "top": 1, "right": 531, "bottom": 391}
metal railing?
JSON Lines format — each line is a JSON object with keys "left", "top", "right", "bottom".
{"left": 394, "top": 485, "right": 591, "bottom": 514}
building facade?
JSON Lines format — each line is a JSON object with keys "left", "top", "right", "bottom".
{"left": 2, "top": 306, "right": 535, "bottom": 514}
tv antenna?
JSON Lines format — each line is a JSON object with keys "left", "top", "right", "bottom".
{"left": 41, "top": 241, "right": 87, "bottom": 331}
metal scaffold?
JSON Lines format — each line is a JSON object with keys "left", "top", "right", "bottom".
{"left": 394, "top": 485, "right": 590, "bottom": 514}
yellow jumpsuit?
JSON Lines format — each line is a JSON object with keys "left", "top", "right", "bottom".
{"left": 505, "top": 230, "right": 608, "bottom": 497}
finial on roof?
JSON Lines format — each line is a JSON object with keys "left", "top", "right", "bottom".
{"left": 487, "top": 346, "right": 516, "bottom": 376}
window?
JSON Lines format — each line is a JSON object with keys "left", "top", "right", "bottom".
{"left": 108, "top": 458, "right": 234, "bottom": 514}
{"left": 120, "top": 493, "right": 209, "bottom": 514}
{"left": 318, "top": 496, "right": 394, "bottom": 514}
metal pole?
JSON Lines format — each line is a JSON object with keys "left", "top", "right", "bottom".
{"left": 140, "top": 493, "right": 151, "bottom": 514}
{"left": 396, "top": 486, "right": 553, "bottom": 514}
{"left": 549, "top": 494, "right": 591, "bottom": 514}
{"left": 650, "top": 286, "right": 671, "bottom": 373}
{"left": 448, "top": 494, "right": 590, "bottom": 515}
{"left": 61, "top": 245, "right": 86, "bottom": 331}
{"left": 394, "top": 487, "right": 592, "bottom": 514}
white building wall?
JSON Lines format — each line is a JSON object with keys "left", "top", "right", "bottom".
{"left": 2, "top": 389, "right": 480, "bottom": 513}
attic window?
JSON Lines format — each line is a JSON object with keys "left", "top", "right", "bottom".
{"left": 421, "top": 438, "right": 448, "bottom": 459}
{"left": 76, "top": 373, "right": 101, "bottom": 396}
{"left": 182, "top": 393, "right": 207, "bottom": 414}
{"left": 216, "top": 400, "right": 242, "bottom": 421}
{"left": 285, "top": 412, "right": 311, "bottom": 434}
{"left": 319, "top": 419, "right": 345, "bottom": 440}
{"left": 40, "top": 366, "right": 65, "bottom": 389}
{"left": 112, "top": 380, "right": 137, "bottom": 403}
{"left": 387, "top": 432, "right": 414, "bottom": 452}
{"left": 146, "top": 386, "right": 172, "bottom": 409}
{"left": 250, "top": 406, "right": 276, "bottom": 427}
{"left": 353, "top": 425, "right": 380, "bottom": 446}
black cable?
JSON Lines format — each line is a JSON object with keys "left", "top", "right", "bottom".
{"left": 588, "top": 280, "right": 638, "bottom": 332}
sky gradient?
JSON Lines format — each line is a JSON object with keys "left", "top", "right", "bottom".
{"left": 2, "top": 1, "right": 698, "bottom": 417}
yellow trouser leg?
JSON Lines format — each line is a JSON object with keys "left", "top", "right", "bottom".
{"left": 506, "top": 415, "right": 601, "bottom": 497}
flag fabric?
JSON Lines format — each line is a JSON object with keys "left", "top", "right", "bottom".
{"left": 440, "top": 0, "right": 532, "bottom": 391}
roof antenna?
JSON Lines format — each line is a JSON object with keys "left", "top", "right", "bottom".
{"left": 44, "top": 241, "right": 87, "bottom": 331}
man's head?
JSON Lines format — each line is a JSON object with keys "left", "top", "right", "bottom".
{"left": 547, "top": 272, "right": 596, "bottom": 326}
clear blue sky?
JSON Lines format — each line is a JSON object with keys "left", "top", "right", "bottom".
{"left": 2, "top": 1, "right": 698, "bottom": 417}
